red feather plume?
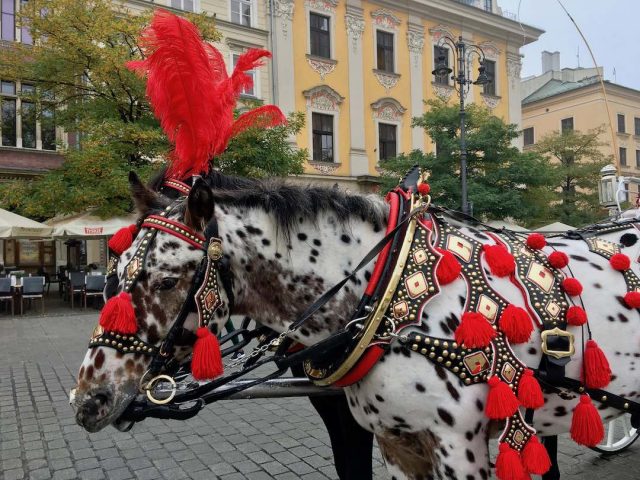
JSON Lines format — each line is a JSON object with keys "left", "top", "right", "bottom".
{"left": 127, "top": 11, "right": 286, "bottom": 179}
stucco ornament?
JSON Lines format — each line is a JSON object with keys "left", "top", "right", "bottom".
{"left": 374, "top": 71, "right": 400, "bottom": 92}
{"left": 371, "top": 98, "right": 406, "bottom": 122}
{"left": 303, "top": 85, "right": 344, "bottom": 112}
{"left": 305, "top": 0, "right": 337, "bottom": 13}
{"left": 273, "top": 0, "right": 295, "bottom": 35}
{"left": 371, "top": 9, "right": 401, "bottom": 30}
{"left": 481, "top": 94, "right": 500, "bottom": 110}
{"left": 345, "top": 14, "right": 365, "bottom": 52}
{"left": 433, "top": 83, "right": 454, "bottom": 100}
{"left": 310, "top": 162, "right": 340, "bottom": 175}
{"left": 407, "top": 29, "right": 425, "bottom": 67}
{"left": 307, "top": 57, "right": 337, "bottom": 80}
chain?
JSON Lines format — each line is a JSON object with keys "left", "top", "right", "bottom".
{"left": 224, "top": 327, "right": 296, "bottom": 369}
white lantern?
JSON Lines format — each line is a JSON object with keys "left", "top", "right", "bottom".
{"left": 598, "top": 164, "right": 618, "bottom": 208}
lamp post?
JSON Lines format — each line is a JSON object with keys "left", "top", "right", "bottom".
{"left": 432, "top": 36, "right": 489, "bottom": 216}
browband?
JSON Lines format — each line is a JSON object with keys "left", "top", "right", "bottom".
{"left": 142, "top": 215, "right": 206, "bottom": 250}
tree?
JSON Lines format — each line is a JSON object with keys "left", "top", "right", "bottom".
{"left": 381, "top": 99, "right": 556, "bottom": 226}
{"left": 0, "top": 0, "right": 304, "bottom": 219}
{"left": 534, "top": 127, "right": 610, "bottom": 226}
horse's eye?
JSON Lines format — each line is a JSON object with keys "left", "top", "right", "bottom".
{"left": 156, "top": 278, "right": 178, "bottom": 290}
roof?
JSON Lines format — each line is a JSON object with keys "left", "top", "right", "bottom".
{"left": 47, "top": 212, "right": 136, "bottom": 238}
{"left": 522, "top": 76, "right": 600, "bottom": 105}
{"left": 535, "top": 222, "right": 576, "bottom": 233}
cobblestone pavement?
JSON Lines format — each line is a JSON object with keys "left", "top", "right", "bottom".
{"left": 1, "top": 312, "right": 638, "bottom": 479}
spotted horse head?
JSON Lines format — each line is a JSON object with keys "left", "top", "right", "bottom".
{"left": 73, "top": 173, "right": 231, "bottom": 432}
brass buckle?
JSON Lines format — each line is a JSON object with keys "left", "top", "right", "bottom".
{"left": 541, "top": 327, "right": 575, "bottom": 359}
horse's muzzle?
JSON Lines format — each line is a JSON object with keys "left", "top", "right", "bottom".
{"left": 74, "top": 387, "right": 114, "bottom": 433}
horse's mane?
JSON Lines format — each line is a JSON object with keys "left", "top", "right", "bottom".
{"left": 149, "top": 168, "right": 388, "bottom": 240}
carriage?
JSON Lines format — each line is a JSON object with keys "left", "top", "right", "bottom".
{"left": 70, "top": 10, "right": 640, "bottom": 480}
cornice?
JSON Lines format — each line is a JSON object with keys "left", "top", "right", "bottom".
{"left": 522, "top": 82, "right": 640, "bottom": 110}
{"left": 370, "top": 0, "right": 543, "bottom": 45}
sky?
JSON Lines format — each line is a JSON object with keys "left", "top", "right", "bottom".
{"left": 496, "top": 0, "right": 639, "bottom": 89}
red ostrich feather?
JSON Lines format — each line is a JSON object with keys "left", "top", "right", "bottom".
{"left": 127, "top": 10, "right": 286, "bottom": 179}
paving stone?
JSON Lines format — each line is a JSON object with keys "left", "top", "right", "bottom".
{"left": 78, "top": 468, "right": 106, "bottom": 480}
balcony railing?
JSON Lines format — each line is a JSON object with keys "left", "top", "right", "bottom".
{"left": 454, "top": 0, "right": 493, "bottom": 12}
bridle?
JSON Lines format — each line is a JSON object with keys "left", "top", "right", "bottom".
{"left": 90, "top": 196, "right": 234, "bottom": 400}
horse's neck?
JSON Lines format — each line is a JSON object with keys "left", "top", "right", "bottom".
{"left": 218, "top": 202, "right": 386, "bottom": 345}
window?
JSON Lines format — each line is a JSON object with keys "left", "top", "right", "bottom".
{"left": 378, "top": 123, "right": 397, "bottom": 161}
{"left": 230, "top": 0, "right": 251, "bottom": 26}
{"left": 1, "top": 81, "right": 16, "bottom": 146}
{"left": 232, "top": 53, "right": 256, "bottom": 97}
{"left": 482, "top": 60, "right": 496, "bottom": 96}
{"left": 376, "top": 30, "right": 394, "bottom": 73}
{"left": 433, "top": 46, "right": 450, "bottom": 85}
{"left": 20, "top": 0, "right": 31, "bottom": 44}
{"left": 309, "top": 13, "right": 330, "bottom": 58}
{"left": 523, "top": 127, "right": 534, "bottom": 146}
{"left": 21, "top": 84, "right": 35, "bottom": 148}
{"left": 41, "top": 106, "right": 55, "bottom": 150}
{"left": 171, "top": 0, "right": 196, "bottom": 11}
{"left": 620, "top": 147, "right": 627, "bottom": 166}
{"left": 635, "top": 117, "right": 640, "bottom": 136}
{"left": 636, "top": 150, "right": 640, "bottom": 168}
{"left": 618, "top": 114, "right": 626, "bottom": 133}
{"left": 312, "top": 113, "right": 334, "bottom": 162}
{"left": 561, "top": 117, "right": 573, "bottom": 133}
{"left": 1, "top": 0, "right": 15, "bottom": 41}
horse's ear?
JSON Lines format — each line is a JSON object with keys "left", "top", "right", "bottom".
{"left": 129, "top": 171, "right": 163, "bottom": 215}
{"left": 185, "top": 179, "right": 214, "bottom": 232}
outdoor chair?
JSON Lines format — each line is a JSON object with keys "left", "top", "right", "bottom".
{"left": 0, "top": 277, "right": 14, "bottom": 316}
{"left": 21, "top": 276, "right": 45, "bottom": 315}
{"left": 83, "top": 275, "right": 105, "bottom": 309}
{"left": 68, "top": 272, "right": 86, "bottom": 309}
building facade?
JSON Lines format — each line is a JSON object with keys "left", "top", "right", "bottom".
{"left": 522, "top": 52, "right": 640, "bottom": 186}
{"left": 270, "top": 0, "right": 542, "bottom": 190}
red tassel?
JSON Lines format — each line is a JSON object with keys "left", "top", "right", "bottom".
{"left": 566, "top": 305, "right": 587, "bottom": 326}
{"left": 495, "top": 443, "right": 526, "bottom": 480}
{"left": 517, "top": 369, "right": 544, "bottom": 409}
{"left": 624, "top": 291, "right": 640, "bottom": 308}
{"left": 561, "top": 278, "right": 583, "bottom": 297}
{"left": 583, "top": 340, "right": 611, "bottom": 389}
{"left": 499, "top": 305, "right": 533, "bottom": 344}
{"left": 610, "top": 253, "right": 631, "bottom": 271}
{"left": 548, "top": 251, "right": 569, "bottom": 269}
{"left": 486, "top": 376, "right": 520, "bottom": 419}
{"left": 192, "top": 327, "right": 224, "bottom": 380}
{"left": 417, "top": 183, "right": 431, "bottom": 196}
{"left": 570, "top": 395, "right": 604, "bottom": 446}
{"left": 99, "top": 292, "right": 137, "bottom": 334}
{"left": 454, "top": 312, "right": 496, "bottom": 348}
{"left": 108, "top": 225, "right": 136, "bottom": 255}
{"left": 521, "top": 436, "right": 551, "bottom": 475}
{"left": 436, "top": 248, "right": 462, "bottom": 285}
{"left": 483, "top": 244, "right": 516, "bottom": 277}
{"left": 525, "top": 233, "right": 546, "bottom": 250}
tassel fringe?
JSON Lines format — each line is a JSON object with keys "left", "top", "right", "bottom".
{"left": 521, "top": 436, "right": 551, "bottom": 475}
{"left": 583, "top": 340, "right": 611, "bottom": 389}
{"left": 99, "top": 292, "right": 137, "bottom": 334}
{"left": 454, "top": 312, "right": 496, "bottom": 348}
{"left": 495, "top": 443, "right": 526, "bottom": 480}
{"left": 570, "top": 395, "right": 604, "bottom": 446}
{"left": 486, "top": 376, "right": 520, "bottom": 419}
{"left": 517, "top": 369, "right": 544, "bottom": 409}
{"left": 435, "top": 248, "right": 462, "bottom": 285}
{"left": 499, "top": 304, "right": 533, "bottom": 344}
{"left": 192, "top": 327, "right": 224, "bottom": 380}
{"left": 482, "top": 244, "right": 516, "bottom": 278}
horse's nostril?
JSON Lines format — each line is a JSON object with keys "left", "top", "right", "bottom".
{"left": 94, "top": 392, "right": 110, "bottom": 406}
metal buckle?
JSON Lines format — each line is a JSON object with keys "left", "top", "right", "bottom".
{"left": 145, "top": 374, "right": 177, "bottom": 405}
{"left": 541, "top": 327, "right": 575, "bottom": 360}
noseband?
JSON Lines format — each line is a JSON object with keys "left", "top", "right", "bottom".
{"left": 90, "top": 201, "right": 232, "bottom": 383}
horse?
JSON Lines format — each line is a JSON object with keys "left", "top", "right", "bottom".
{"left": 72, "top": 171, "right": 640, "bottom": 479}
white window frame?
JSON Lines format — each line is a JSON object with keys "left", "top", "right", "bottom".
{"left": 229, "top": 0, "right": 255, "bottom": 28}
{"left": 168, "top": 0, "right": 200, "bottom": 13}
{"left": 230, "top": 52, "right": 259, "bottom": 99}
{"left": 374, "top": 27, "right": 397, "bottom": 74}
{"left": 309, "top": 111, "right": 337, "bottom": 163}
{"left": 0, "top": 80, "right": 60, "bottom": 151}
{"left": 375, "top": 120, "right": 400, "bottom": 163}
{"left": 306, "top": 7, "right": 335, "bottom": 59}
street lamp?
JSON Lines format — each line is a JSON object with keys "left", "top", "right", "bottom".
{"left": 432, "top": 36, "right": 490, "bottom": 216}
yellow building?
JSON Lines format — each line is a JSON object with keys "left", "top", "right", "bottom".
{"left": 270, "top": 0, "right": 542, "bottom": 190}
{"left": 522, "top": 51, "right": 640, "bottom": 185}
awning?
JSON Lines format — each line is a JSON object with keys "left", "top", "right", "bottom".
{"left": 0, "top": 208, "right": 53, "bottom": 238}
{"left": 486, "top": 220, "right": 529, "bottom": 232}
{"left": 47, "top": 212, "right": 137, "bottom": 238}
{"left": 535, "top": 222, "right": 576, "bottom": 233}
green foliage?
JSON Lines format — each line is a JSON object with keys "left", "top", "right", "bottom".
{"left": 534, "top": 127, "right": 610, "bottom": 226}
{"left": 381, "top": 99, "right": 556, "bottom": 226}
{"left": 0, "top": 0, "right": 303, "bottom": 219}
{"left": 217, "top": 111, "right": 306, "bottom": 178}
